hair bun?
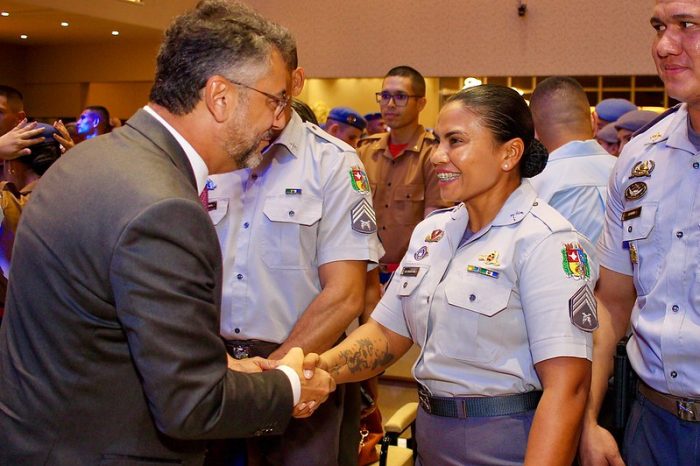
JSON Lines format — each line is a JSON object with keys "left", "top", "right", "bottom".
{"left": 521, "top": 139, "right": 549, "bottom": 178}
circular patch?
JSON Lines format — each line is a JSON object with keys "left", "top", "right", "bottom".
{"left": 624, "top": 181, "right": 648, "bottom": 201}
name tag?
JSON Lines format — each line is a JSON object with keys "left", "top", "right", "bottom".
{"left": 621, "top": 206, "right": 642, "bottom": 221}
{"left": 400, "top": 266, "right": 420, "bottom": 277}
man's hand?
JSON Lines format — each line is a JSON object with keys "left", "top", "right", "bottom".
{"left": 280, "top": 348, "right": 336, "bottom": 419}
{"left": 0, "top": 119, "right": 44, "bottom": 159}
{"left": 579, "top": 423, "right": 625, "bottom": 466}
{"left": 53, "top": 120, "right": 75, "bottom": 152}
{"left": 226, "top": 354, "right": 279, "bottom": 373}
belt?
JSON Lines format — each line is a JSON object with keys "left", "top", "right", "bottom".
{"left": 224, "top": 339, "right": 280, "bottom": 359}
{"left": 418, "top": 386, "right": 541, "bottom": 418}
{"left": 639, "top": 381, "right": 700, "bottom": 422}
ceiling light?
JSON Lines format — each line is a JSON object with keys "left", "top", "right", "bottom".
{"left": 20, "top": 34, "right": 28, "bottom": 40}
{"left": 1, "top": 11, "right": 9, "bottom": 17}
{"left": 111, "top": 30, "right": 120, "bottom": 36}
{"left": 61, "top": 21, "right": 69, "bottom": 27}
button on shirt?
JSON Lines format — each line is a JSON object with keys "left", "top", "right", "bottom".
{"left": 529, "top": 139, "right": 616, "bottom": 243}
{"left": 598, "top": 103, "right": 700, "bottom": 397}
{"left": 209, "top": 111, "right": 382, "bottom": 342}
{"left": 372, "top": 181, "right": 595, "bottom": 397}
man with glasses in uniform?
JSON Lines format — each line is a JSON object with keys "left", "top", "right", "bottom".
{"left": 357, "top": 66, "right": 448, "bottom": 282}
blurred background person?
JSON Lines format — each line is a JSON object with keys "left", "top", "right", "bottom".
{"left": 363, "top": 112, "right": 386, "bottom": 136}
{"left": 615, "top": 109, "right": 660, "bottom": 154}
{"left": 322, "top": 106, "right": 367, "bottom": 148}
{"left": 75, "top": 105, "right": 112, "bottom": 140}
{"left": 596, "top": 122, "right": 620, "bottom": 156}
{"left": 593, "top": 98, "right": 637, "bottom": 135}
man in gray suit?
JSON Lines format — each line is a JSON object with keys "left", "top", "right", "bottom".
{"left": 0, "top": 1, "right": 334, "bottom": 465}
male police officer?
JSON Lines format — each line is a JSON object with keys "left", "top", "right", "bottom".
{"left": 323, "top": 107, "right": 367, "bottom": 148}
{"left": 580, "top": 1, "right": 700, "bottom": 465}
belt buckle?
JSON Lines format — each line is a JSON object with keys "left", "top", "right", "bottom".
{"left": 677, "top": 401, "right": 698, "bottom": 422}
{"left": 232, "top": 344, "right": 249, "bottom": 360}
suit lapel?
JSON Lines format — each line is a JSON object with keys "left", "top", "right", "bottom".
{"left": 125, "top": 109, "right": 198, "bottom": 191}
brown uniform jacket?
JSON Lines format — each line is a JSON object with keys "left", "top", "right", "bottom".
{"left": 357, "top": 126, "right": 449, "bottom": 264}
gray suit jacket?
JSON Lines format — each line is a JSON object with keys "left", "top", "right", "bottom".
{"left": 0, "top": 110, "right": 292, "bottom": 465}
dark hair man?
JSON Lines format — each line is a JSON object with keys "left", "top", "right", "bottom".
{"left": 0, "top": 2, "right": 334, "bottom": 464}
{"left": 76, "top": 105, "right": 112, "bottom": 139}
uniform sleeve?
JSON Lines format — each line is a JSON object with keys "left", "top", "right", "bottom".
{"left": 370, "top": 274, "right": 412, "bottom": 339}
{"left": 316, "top": 149, "right": 382, "bottom": 265}
{"left": 518, "top": 231, "right": 596, "bottom": 364}
{"left": 548, "top": 186, "right": 606, "bottom": 243}
{"left": 596, "top": 161, "right": 633, "bottom": 276}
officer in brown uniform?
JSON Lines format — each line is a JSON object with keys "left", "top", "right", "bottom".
{"left": 357, "top": 66, "right": 449, "bottom": 281}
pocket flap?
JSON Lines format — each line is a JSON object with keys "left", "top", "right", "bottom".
{"left": 263, "top": 196, "right": 322, "bottom": 226}
{"left": 445, "top": 273, "right": 511, "bottom": 317}
{"left": 397, "top": 263, "right": 430, "bottom": 296}
{"left": 621, "top": 203, "right": 657, "bottom": 242}
{"left": 393, "top": 184, "right": 425, "bottom": 202}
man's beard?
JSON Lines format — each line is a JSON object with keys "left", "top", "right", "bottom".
{"left": 225, "top": 106, "right": 268, "bottom": 170}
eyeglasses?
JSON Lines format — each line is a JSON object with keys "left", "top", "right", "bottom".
{"left": 226, "top": 77, "right": 290, "bottom": 119}
{"left": 375, "top": 91, "right": 422, "bottom": 107}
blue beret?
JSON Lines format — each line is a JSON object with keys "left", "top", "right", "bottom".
{"left": 364, "top": 112, "right": 383, "bottom": 121}
{"left": 595, "top": 99, "right": 637, "bottom": 122}
{"left": 327, "top": 107, "right": 367, "bottom": 130}
{"left": 596, "top": 122, "right": 618, "bottom": 144}
{"left": 614, "top": 110, "right": 659, "bottom": 132}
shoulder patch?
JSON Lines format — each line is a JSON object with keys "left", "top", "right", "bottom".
{"left": 350, "top": 198, "right": 377, "bottom": 234}
{"left": 529, "top": 199, "right": 572, "bottom": 233}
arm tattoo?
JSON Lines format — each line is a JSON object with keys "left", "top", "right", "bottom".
{"left": 331, "top": 338, "right": 395, "bottom": 376}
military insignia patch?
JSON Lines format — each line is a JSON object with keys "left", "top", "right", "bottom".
{"left": 478, "top": 250, "right": 500, "bottom": 266}
{"left": 630, "top": 160, "right": 655, "bottom": 178}
{"left": 467, "top": 265, "right": 500, "bottom": 279}
{"left": 350, "top": 198, "right": 377, "bottom": 234}
{"left": 424, "top": 229, "right": 444, "bottom": 242}
{"left": 414, "top": 246, "right": 428, "bottom": 261}
{"left": 349, "top": 166, "right": 370, "bottom": 193}
{"left": 562, "top": 243, "right": 591, "bottom": 281}
{"left": 624, "top": 182, "right": 648, "bottom": 201}
{"left": 569, "top": 285, "right": 598, "bottom": 332}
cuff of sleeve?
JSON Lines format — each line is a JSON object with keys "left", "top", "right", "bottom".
{"left": 530, "top": 338, "right": 592, "bottom": 365}
{"left": 276, "top": 365, "right": 301, "bottom": 406}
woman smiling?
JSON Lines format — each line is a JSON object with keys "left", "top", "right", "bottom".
{"left": 317, "top": 84, "right": 597, "bottom": 465}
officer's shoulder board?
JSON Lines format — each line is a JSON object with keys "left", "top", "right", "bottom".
{"left": 425, "top": 204, "right": 457, "bottom": 219}
{"left": 529, "top": 200, "right": 573, "bottom": 234}
{"left": 632, "top": 103, "right": 682, "bottom": 138}
{"left": 307, "top": 123, "right": 356, "bottom": 153}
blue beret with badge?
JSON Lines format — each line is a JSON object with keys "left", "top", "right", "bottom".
{"left": 595, "top": 99, "right": 637, "bottom": 122}
{"left": 327, "top": 107, "right": 367, "bottom": 131}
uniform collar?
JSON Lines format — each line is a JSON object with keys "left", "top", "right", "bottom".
{"left": 265, "top": 110, "right": 305, "bottom": 159}
{"left": 374, "top": 125, "right": 434, "bottom": 158}
{"left": 490, "top": 180, "right": 536, "bottom": 227}
{"left": 548, "top": 139, "right": 609, "bottom": 161}
{"left": 647, "top": 103, "right": 696, "bottom": 155}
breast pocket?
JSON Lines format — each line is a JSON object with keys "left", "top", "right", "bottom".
{"left": 261, "top": 196, "right": 322, "bottom": 269}
{"left": 436, "top": 273, "right": 512, "bottom": 363}
{"left": 207, "top": 198, "right": 229, "bottom": 225}
{"left": 393, "top": 184, "right": 425, "bottom": 224}
{"left": 621, "top": 203, "right": 658, "bottom": 296}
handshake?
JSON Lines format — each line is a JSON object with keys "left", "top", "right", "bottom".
{"left": 227, "top": 347, "right": 334, "bottom": 419}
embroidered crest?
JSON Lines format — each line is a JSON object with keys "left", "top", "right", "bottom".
{"left": 350, "top": 198, "right": 377, "bottom": 234}
{"left": 630, "top": 160, "right": 655, "bottom": 178}
{"left": 569, "top": 285, "right": 598, "bottom": 332}
{"left": 349, "top": 166, "right": 370, "bottom": 193}
{"left": 624, "top": 182, "right": 648, "bottom": 201}
{"left": 467, "top": 265, "right": 500, "bottom": 279}
{"left": 414, "top": 246, "right": 428, "bottom": 261}
{"left": 478, "top": 251, "right": 500, "bottom": 266}
{"left": 424, "top": 229, "right": 444, "bottom": 242}
{"left": 562, "top": 243, "right": 591, "bottom": 281}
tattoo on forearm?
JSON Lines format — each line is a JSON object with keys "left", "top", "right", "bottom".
{"left": 331, "top": 338, "right": 395, "bottom": 376}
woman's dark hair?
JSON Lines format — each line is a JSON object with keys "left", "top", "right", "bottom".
{"left": 16, "top": 138, "right": 61, "bottom": 177}
{"left": 446, "top": 84, "right": 548, "bottom": 178}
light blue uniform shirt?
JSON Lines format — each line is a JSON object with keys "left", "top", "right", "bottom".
{"left": 598, "top": 103, "right": 700, "bottom": 397}
{"left": 529, "top": 139, "right": 616, "bottom": 243}
{"left": 209, "top": 111, "right": 382, "bottom": 342}
{"left": 372, "top": 181, "right": 595, "bottom": 397}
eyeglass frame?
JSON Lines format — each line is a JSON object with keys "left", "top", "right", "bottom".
{"left": 375, "top": 91, "right": 423, "bottom": 107}
{"left": 224, "top": 76, "right": 291, "bottom": 118}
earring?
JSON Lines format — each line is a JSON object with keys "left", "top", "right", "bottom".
{"left": 504, "top": 164, "right": 509, "bottom": 169}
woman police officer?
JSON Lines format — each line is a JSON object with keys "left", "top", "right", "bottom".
{"left": 314, "top": 84, "right": 597, "bottom": 465}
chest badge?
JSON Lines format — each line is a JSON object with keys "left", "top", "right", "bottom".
{"left": 285, "top": 188, "right": 302, "bottom": 195}
{"left": 630, "top": 160, "right": 655, "bottom": 178}
{"left": 467, "top": 265, "right": 500, "bottom": 279}
{"left": 349, "top": 166, "right": 370, "bottom": 193}
{"left": 414, "top": 246, "right": 428, "bottom": 261}
{"left": 478, "top": 250, "right": 500, "bottom": 266}
{"left": 424, "top": 229, "right": 444, "bottom": 242}
{"left": 629, "top": 242, "right": 639, "bottom": 265}
{"left": 562, "top": 242, "right": 591, "bottom": 281}
{"left": 400, "top": 266, "right": 420, "bottom": 277}
{"left": 205, "top": 178, "right": 217, "bottom": 192}
{"left": 624, "top": 181, "right": 648, "bottom": 201}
